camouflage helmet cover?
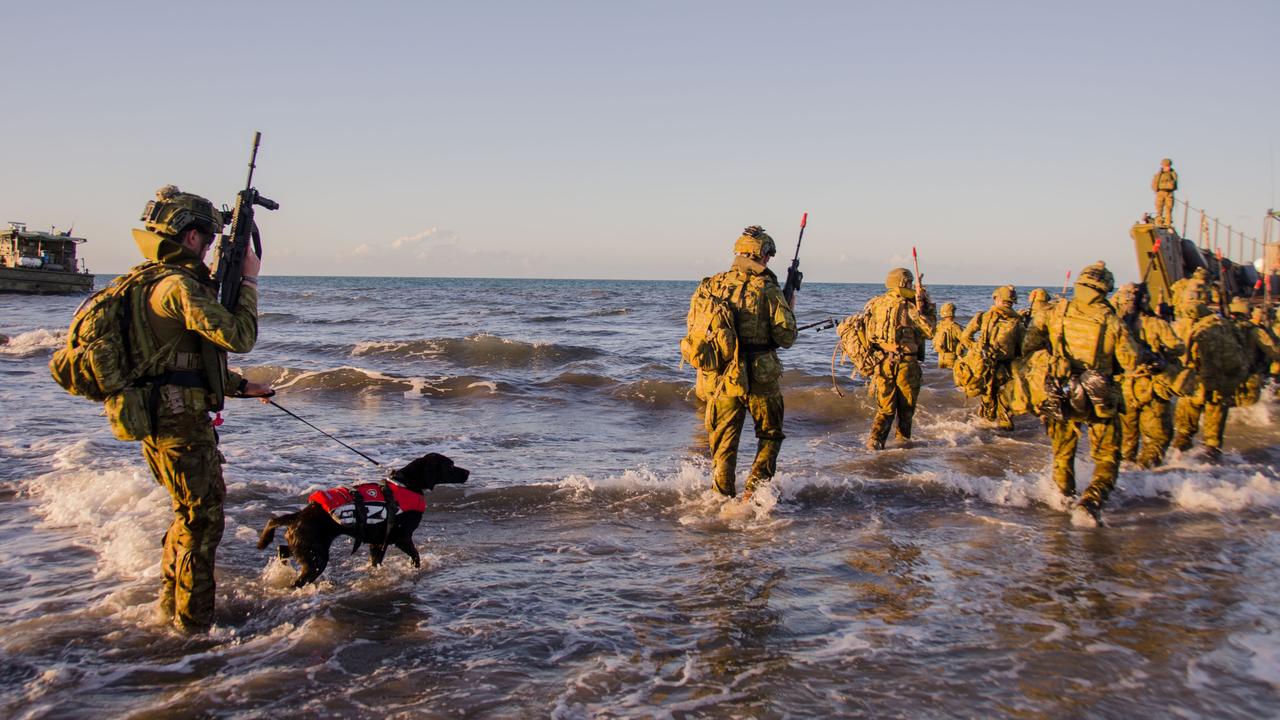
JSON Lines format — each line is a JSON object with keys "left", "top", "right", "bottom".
{"left": 992, "top": 285, "right": 1017, "bottom": 305}
{"left": 1028, "top": 288, "right": 1048, "bottom": 303}
{"left": 885, "top": 267, "right": 914, "bottom": 289}
{"left": 141, "top": 185, "right": 223, "bottom": 238}
{"left": 1111, "top": 283, "right": 1138, "bottom": 310}
{"left": 1228, "top": 297, "right": 1250, "bottom": 315}
{"left": 940, "top": 302, "right": 956, "bottom": 317}
{"left": 1161, "top": 157, "right": 1173, "bottom": 166}
{"left": 1075, "top": 261, "right": 1115, "bottom": 293}
{"left": 733, "top": 225, "right": 776, "bottom": 259}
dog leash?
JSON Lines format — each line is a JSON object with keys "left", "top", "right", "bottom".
{"left": 266, "top": 400, "right": 384, "bottom": 468}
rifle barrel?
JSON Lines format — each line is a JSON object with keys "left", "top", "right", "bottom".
{"left": 245, "top": 131, "right": 262, "bottom": 189}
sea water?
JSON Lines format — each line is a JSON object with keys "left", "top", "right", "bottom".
{"left": 1, "top": 277, "right": 1278, "bottom": 718}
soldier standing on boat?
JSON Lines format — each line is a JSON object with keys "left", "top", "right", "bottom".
{"left": 862, "top": 268, "right": 936, "bottom": 450}
{"left": 1111, "top": 283, "right": 1183, "bottom": 467}
{"left": 683, "top": 226, "right": 797, "bottom": 499}
{"left": 1152, "top": 158, "right": 1178, "bottom": 227}
{"left": 932, "top": 303, "right": 963, "bottom": 369}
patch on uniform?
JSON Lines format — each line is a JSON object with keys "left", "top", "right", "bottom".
{"left": 308, "top": 481, "right": 426, "bottom": 528}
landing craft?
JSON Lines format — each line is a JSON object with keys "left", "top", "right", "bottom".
{"left": 0, "top": 222, "right": 93, "bottom": 293}
{"left": 1129, "top": 209, "right": 1279, "bottom": 313}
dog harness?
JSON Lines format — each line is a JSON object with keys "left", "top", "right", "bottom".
{"left": 309, "top": 480, "right": 426, "bottom": 529}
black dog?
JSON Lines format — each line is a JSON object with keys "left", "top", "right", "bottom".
{"left": 258, "top": 452, "right": 469, "bottom": 587}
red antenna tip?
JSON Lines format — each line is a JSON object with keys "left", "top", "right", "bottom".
{"left": 800, "top": 212, "right": 808, "bottom": 228}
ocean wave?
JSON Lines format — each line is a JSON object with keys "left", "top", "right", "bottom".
{"left": 237, "top": 364, "right": 511, "bottom": 398}
{"left": 351, "top": 334, "right": 604, "bottom": 368}
{"left": 0, "top": 329, "right": 64, "bottom": 357}
{"left": 608, "top": 379, "right": 696, "bottom": 408}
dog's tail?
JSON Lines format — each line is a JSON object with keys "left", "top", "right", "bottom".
{"left": 257, "top": 514, "right": 293, "bottom": 550}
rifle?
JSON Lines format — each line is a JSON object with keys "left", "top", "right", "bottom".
{"left": 797, "top": 318, "right": 836, "bottom": 332}
{"left": 213, "top": 131, "right": 279, "bottom": 311}
{"left": 782, "top": 212, "right": 807, "bottom": 307}
{"left": 911, "top": 246, "right": 928, "bottom": 312}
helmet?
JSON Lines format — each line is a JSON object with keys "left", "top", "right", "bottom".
{"left": 733, "top": 225, "right": 776, "bottom": 259}
{"left": 992, "top": 285, "right": 1017, "bottom": 305}
{"left": 140, "top": 185, "right": 223, "bottom": 238}
{"left": 1028, "top": 288, "right": 1048, "bottom": 304}
{"left": 1075, "top": 261, "right": 1115, "bottom": 293}
{"left": 1161, "top": 157, "right": 1173, "bottom": 166}
{"left": 940, "top": 302, "right": 955, "bottom": 318}
{"left": 885, "top": 267, "right": 914, "bottom": 289}
{"left": 1111, "top": 283, "right": 1138, "bottom": 311}
{"left": 1191, "top": 267, "right": 1208, "bottom": 280}
{"left": 1228, "top": 297, "right": 1250, "bottom": 316}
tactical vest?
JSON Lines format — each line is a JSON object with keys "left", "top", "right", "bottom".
{"left": 976, "top": 308, "right": 1022, "bottom": 362}
{"left": 1154, "top": 170, "right": 1177, "bottom": 192}
{"left": 866, "top": 294, "right": 923, "bottom": 356}
{"left": 310, "top": 480, "right": 427, "bottom": 526}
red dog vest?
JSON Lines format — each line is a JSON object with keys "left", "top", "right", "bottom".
{"left": 310, "top": 481, "right": 426, "bottom": 519}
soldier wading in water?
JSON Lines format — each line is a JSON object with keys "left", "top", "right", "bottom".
{"left": 682, "top": 226, "right": 797, "bottom": 500}
{"left": 129, "top": 187, "right": 273, "bottom": 631}
{"left": 861, "top": 268, "right": 936, "bottom": 450}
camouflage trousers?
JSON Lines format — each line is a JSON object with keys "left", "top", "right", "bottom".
{"left": 937, "top": 352, "right": 957, "bottom": 369}
{"left": 142, "top": 410, "right": 225, "bottom": 632}
{"left": 1155, "top": 191, "right": 1175, "bottom": 226}
{"left": 978, "top": 364, "right": 1015, "bottom": 430}
{"left": 706, "top": 384, "right": 784, "bottom": 498}
{"left": 1173, "top": 388, "right": 1229, "bottom": 451}
{"left": 868, "top": 357, "right": 922, "bottom": 448}
{"left": 1120, "top": 377, "right": 1173, "bottom": 468}
{"left": 1047, "top": 417, "right": 1121, "bottom": 505}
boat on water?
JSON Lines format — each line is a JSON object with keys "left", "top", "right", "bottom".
{"left": 0, "top": 222, "right": 93, "bottom": 293}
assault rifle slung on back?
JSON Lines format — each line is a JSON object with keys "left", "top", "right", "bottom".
{"left": 213, "top": 131, "right": 279, "bottom": 312}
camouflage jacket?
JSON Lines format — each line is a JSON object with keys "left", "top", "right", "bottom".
{"left": 1233, "top": 318, "right": 1280, "bottom": 373}
{"left": 1020, "top": 300, "right": 1053, "bottom": 356}
{"left": 1047, "top": 295, "right": 1139, "bottom": 377}
{"left": 132, "top": 229, "right": 258, "bottom": 414}
{"left": 961, "top": 305, "right": 1024, "bottom": 363}
{"left": 932, "top": 318, "right": 963, "bottom": 357}
{"left": 863, "top": 288, "right": 936, "bottom": 360}
{"left": 1122, "top": 313, "right": 1183, "bottom": 376}
{"left": 1152, "top": 169, "right": 1178, "bottom": 192}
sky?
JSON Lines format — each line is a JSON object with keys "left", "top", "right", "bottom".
{"left": 2, "top": 0, "right": 1278, "bottom": 285}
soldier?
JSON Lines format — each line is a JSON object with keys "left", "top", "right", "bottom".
{"left": 1229, "top": 299, "right": 1280, "bottom": 407}
{"left": 1111, "top": 283, "right": 1183, "bottom": 467}
{"left": 1171, "top": 290, "right": 1245, "bottom": 459}
{"left": 932, "top": 303, "right": 963, "bottom": 369}
{"left": 132, "top": 185, "right": 272, "bottom": 632}
{"left": 690, "top": 226, "right": 797, "bottom": 499}
{"left": 862, "top": 267, "right": 936, "bottom": 450}
{"left": 1152, "top": 158, "right": 1178, "bottom": 227}
{"left": 1045, "top": 262, "right": 1139, "bottom": 520}
{"left": 959, "top": 286, "right": 1025, "bottom": 430}
{"left": 1168, "top": 267, "right": 1209, "bottom": 315}
{"left": 1020, "top": 288, "right": 1053, "bottom": 356}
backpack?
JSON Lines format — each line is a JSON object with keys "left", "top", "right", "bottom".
{"left": 836, "top": 313, "right": 882, "bottom": 378}
{"left": 680, "top": 275, "right": 748, "bottom": 400}
{"left": 1188, "top": 315, "right": 1246, "bottom": 396}
{"left": 981, "top": 311, "right": 1022, "bottom": 362}
{"left": 49, "top": 263, "right": 185, "bottom": 402}
{"left": 952, "top": 347, "right": 988, "bottom": 398}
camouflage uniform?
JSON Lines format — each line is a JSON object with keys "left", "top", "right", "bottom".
{"left": 959, "top": 286, "right": 1024, "bottom": 430}
{"left": 130, "top": 188, "right": 258, "bottom": 632}
{"left": 932, "top": 303, "right": 963, "bottom": 369}
{"left": 700, "top": 229, "right": 797, "bottom": 497}
{"left": 1230, "top": 301, "right": 1280, "bottom": 407}
{"left": 1171, "top": 298, "right": 1243, "bottom": 456}
{"left": 1112, "top": 284, "right": 1183, "bottom": 468}
{"left": 1152, "top": 160, "right": 1178, "bottom": 227}
{"left": 863, "top": 268, "right": 936, "bottom": 450}
{"left": 1020, "top": 288, "right": 1052, "bottom": 356}
{"left": 1045, "top": 263, "right": 1139, "bottom": 512}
